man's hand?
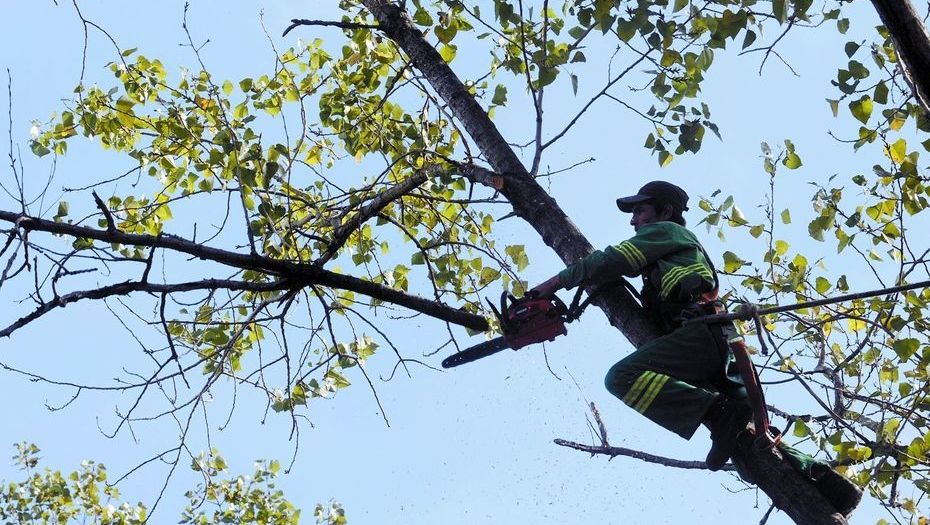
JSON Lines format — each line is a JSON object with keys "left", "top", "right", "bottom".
{"left": 528, "top": 275, "right": 562, "bottom": 298}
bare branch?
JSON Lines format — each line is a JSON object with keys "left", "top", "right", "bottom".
{"left": 0, "top": 278, "right": 287, "bottom": 338}
{"left": 282, "top": 18, "right": 379, "bottom": 37}
{"left": 553, "top": 438, "right": 728, "bottom": 471}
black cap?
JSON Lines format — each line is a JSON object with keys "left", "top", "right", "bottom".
{"left": 616, "top": 180, "right": 689, "bottom": 213}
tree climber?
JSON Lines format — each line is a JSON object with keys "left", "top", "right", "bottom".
{"left": 530, "top": 180, "right": 754, "bottom": 470}
{"left": 529, "top": 181, "right": 863, "bottom": 516}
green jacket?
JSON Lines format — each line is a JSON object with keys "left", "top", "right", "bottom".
{"left": 557, "top": 221, "right": 716, "bottom": 314}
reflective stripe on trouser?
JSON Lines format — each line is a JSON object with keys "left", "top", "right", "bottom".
{"left": 604, "top": 321, "right": 742, "bottom": 439}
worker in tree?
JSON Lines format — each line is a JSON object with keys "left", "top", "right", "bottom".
{"left": 529, "top": 180, "right": 863, "bottom": 516}
{"left": 530, "top": 180, "right": 753, "bottom": 470}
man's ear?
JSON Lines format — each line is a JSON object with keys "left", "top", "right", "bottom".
{"left": 659, "top": 203, "right": 675, "bottom": 221}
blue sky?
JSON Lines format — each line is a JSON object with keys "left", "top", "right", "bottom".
{"left": 0, "top": 1, "right": 901, "bottom": 524}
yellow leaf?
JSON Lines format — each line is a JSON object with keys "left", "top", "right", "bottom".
{"left": 847, "top": 318, "right": 867, "bottom": 331}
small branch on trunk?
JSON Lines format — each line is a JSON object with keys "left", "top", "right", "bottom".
{"left": 282, "top": 18, "right": 379, "bottom": 37}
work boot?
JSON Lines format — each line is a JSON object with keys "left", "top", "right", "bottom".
{"left": 703, "top": 399, "right": 752, "bottom": 471}
{"left": 815, "top": 468, "right": 862, "bottom": 517}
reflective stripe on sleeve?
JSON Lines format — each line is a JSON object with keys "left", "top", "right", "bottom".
{"left": 616, "top": 241, "right": 647, "bottom": 270}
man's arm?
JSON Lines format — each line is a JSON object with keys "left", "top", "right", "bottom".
{"left": 529, "top": 223, "right": 687, "bottom": 297}
{"left": 528, "top": 275, "right": 563, "bottom": 298}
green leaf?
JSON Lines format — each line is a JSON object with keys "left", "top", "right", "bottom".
{"left": 874, "top": 81, "right": 889, "bottom": 104}
{"left": 492, "top": 84, "right": 507, "bottom": 106}
{"left": 815, "top": 277, "right": 831, "bottom": 294}
{"left": 722, "top": 251, "right": 745, "bottom": 273}
{"left": 658, "top": 150, "right": 673, "bottom": 167}
{"left": 775, "top": 240, "right": 789, "bottom": 255}
{"left": 772, "top": 0, "right": 787, "bottom": 23}
{"left": 222, "top": 80, "right": 233, "bottom": 96}
{"left": 435, "top": 24, "right": 457, "bottom": 44}
{"left": 783, "top": 152, "right": 802, "bottom": 169}
{"left": 827, "top": 99, "right": 839, "bottom": 118}
{"left": 30, "top": 140, "right": 51, "bottom": 157}
{"left": 537, "top": 67, "right": 558, "bottom": 88}
{"left": 837, "top": 18, "right": 850, "bottom": 34}
{"left": 413, "top": 7, "right": 434, "bottom": 25}
{"left": 893, "top": 338, "right": 920, "bottom": 361}
{"left": 505, "top": 244, "right": 530, "bottom": 271}
{"left": 844, "top": 41, "right": 860, "bottom": 58}
{"left": 673, "top": 0, "right": 688, "bottom": 12}
{"left": 849, "top": 96, "right": 873, "bottom": 124}
{"left": 439, "top": 44, "right": 457, "bottom": 63}
{"left": 887, "top": 138, "right": 907, "bottom": 164}
{"left": 728, "top": 205, "right": 747, "bottom": 226}
{"left": 807, "top": 224, "right": 824, "bottom": 242}
{"left": 56, "top": 201, "right": 69, "bottom": 219}
{"left": 781, "top": 209, "right": 791, "bottom": 224}
{"left": 881, "top": 418, "right": 901, "bottom": 441}
{"left": 616, "top": 19, "right": 637, "bottom": 42}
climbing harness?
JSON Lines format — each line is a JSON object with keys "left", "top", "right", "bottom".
{"left": 685, "top": 277, "right": 930, "bottom": 448}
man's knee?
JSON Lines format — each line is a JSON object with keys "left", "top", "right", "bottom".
{"left": 604, "top": 360, "right": 637, "bottom": 398}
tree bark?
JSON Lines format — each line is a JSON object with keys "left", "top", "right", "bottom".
{"left": 871, "top": 0, "right": 930, "bottom": 115}
{"left": 357, "top": 1, "right": 853, "bottom": 523}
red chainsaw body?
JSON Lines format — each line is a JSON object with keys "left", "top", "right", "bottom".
{"left": 502, "top": 296, "right": 567, "bottom": 350}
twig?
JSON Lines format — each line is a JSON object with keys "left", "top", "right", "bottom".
{"left": 92, "top": 190, "right": 116, "bottom": 232}
{"left": 282, "top": 18, "right": 379, "bottom": 37}
{"left": 553, "top": 438, "right": 732, "bottom": 470}
{"left": 589, "top": 402, "right": 609, "bottom": 446}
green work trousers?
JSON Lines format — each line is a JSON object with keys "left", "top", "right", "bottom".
{"left": 604, "top": 321, "right": 746, "bottom": 439}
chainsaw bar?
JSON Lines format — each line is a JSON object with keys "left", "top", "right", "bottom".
{"left": 441, "top": 337, "right": 510, "bottom": 368}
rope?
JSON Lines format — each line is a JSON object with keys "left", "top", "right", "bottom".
{"left": 686, "top": 278, "right": 930, "bottom": 326}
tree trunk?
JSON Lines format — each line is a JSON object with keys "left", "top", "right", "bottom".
{"left": 359, "top": 1, "right": 851, "bottom": 523}
{"left": 871, "top": 0, "right": 930, "bottom": 114}
{"left": 360, "top": 0, "right": 658, "bottom": 347}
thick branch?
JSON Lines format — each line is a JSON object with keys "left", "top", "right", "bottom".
{"left": 0, "top": 210, "right": 488, "bottom": 332}
{"left": 318, "top": 168, "right": 430, "bottom": 265}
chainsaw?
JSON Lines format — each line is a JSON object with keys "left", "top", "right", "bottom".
{"left": 441, "top": 288, "right": 588, "bottom": 369}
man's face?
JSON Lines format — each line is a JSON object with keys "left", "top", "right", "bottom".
{"left": 630, "top": 202, "right": 661, "bottom": 231}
